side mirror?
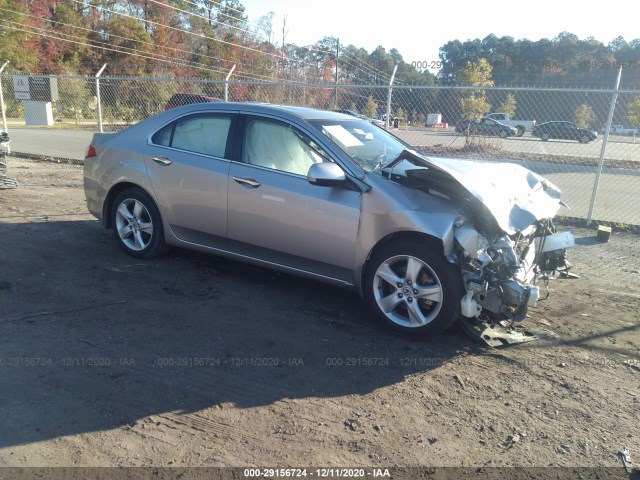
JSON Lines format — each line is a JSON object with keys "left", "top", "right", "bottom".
{"left": 307, "top": 162, "right": 346, "bottom": 187}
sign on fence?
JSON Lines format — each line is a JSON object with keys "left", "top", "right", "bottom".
{"left": 12, "top": 75, "right": 30, "bottom": 100}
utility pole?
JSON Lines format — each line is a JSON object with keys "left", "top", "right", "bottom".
{"left": 0, "top": 61, "right": 9, "bottom": 133}
{"left": 587, "top": 66, "right": 622, "bottom": 225}
{"left": 334, "top": 38, "right": 339, "bottom": 109}
{"left": 281, "top": 15, "right": 287, "bottom": 80}
{"left": 385, "top": 64, "right": 398, "bottom": 130}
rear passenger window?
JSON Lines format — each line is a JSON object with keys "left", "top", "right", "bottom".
{"left": 151, "top": 114, "right": 232, "bottom": 158}
{"left": 151, "top": 123, "right": 173, "bottom": 146}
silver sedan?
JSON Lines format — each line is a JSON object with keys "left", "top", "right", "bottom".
{"left": 84, "top": 103, "right": 573, "bottom": 338}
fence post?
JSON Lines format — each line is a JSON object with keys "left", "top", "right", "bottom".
{"left": 224, "top": 64, "right": 236, "bottom": 102}
{"left": 385, "top": 64, "right": 398, "bottom": 129}
{"left": 0, "top": 61, "right": 9, "bottom": 133}
{"left": 586, "top": 67, "right": 622, "bottom": 226}
{"left": 95, "top": 63, "right": 107, "bottom": 133}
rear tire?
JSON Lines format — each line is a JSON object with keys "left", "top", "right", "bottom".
{"left": 541, "top": 133, "right": 550, "bottom": 141}
{"left": 111, "top": 187, "right": 169, "bottom": 259}
{"left": 499, "top": 130, "right": 508, "bottom": 139}
{"left": 516, "top": 125, "right": 525, "bottom": 137}
{"left": 363, "top": 242, "right": 463, "bottom": 337}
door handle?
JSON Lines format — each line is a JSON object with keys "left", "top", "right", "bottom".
{"left": 233, "top": 176, "right": 261, "bottom": 188}
{"left": 152, "top": 157, "right": 172, "bottom": 165}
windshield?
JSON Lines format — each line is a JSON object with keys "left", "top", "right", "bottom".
{"left": 309, "top": 119, "right": 409, "bottom": 173}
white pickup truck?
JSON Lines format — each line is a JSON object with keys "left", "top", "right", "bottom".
{"left": 484, "top": 113, "right": 536, "bottom": 137}
{"left": 607, "top": 125, "right": 639, "bottom": 136}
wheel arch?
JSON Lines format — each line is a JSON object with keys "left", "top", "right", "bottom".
{"left": 358, "top": 231, "right": 446, "bottom": 297}
{"left": 102, "top": 182, "right": 154, "bottom": 229}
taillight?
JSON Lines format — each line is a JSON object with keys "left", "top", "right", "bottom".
{"left": 86, "top": 145, "right": 96, "bottom": 158}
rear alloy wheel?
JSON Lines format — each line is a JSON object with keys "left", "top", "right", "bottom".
{"left": 499, "top": 129, "right": 508, "bottom": 138}
{"left": 364, "top": 242, "right": 463, "bottom": 337}
{"left": 541, "top": 133, "right": 550, "bottom": 141}
{"left": 112, "top": 188, "right": 168, "bottom": 259}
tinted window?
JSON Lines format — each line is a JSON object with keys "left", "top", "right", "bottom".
{"left": 151, "top": 123, "right": 173, "bottom": 146}
{"left": 152, "top": 114, "right": 232, "bottom": 158}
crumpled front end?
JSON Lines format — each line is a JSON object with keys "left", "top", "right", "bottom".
{"left": 371, "top": 150, "right": 576, "bottom": 344}
{"left": 399, "top": 153, "right": 576, "bottom": 335}
{"left": 451, "top": 216, "right": 574, "bottom": 345}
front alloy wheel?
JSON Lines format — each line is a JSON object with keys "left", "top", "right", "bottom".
{"left": 364, "top": 242, "right": 463, "bottom": 336}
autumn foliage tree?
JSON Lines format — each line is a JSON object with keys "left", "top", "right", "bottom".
{"left": 458, "top": 58, "right": 493, "bottom": 120}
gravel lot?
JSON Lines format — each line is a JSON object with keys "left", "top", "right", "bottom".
{"left": 0, "top": 158, "right": 639, "bottom": 476}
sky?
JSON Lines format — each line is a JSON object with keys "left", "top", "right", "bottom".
{"left": 239, "top": 0, "right": 639, "bottom": 70}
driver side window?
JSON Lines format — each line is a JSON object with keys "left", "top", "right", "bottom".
{"left": 242, "top": 118, "right": 329, "bottom": 175}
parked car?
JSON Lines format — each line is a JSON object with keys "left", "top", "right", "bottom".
{"left": 484, "top": 113, "right": 536, "bottom": 137}
{"left": 532, "top": 121, "right": 598, "bottom": 143}
{"left": 84, "top": 103, "right": 573, "bottom": 338}
{"left": 333, "top": 109, "right": 385, "bottom": 128}
{"left": 165, "top": 93, "right": 222, "bottom": 110}
{"left": 455, "top": 117, "right": 518, "bottom": 138}
{"left": 606, "top": 125, "right": 639, "bottom": 136}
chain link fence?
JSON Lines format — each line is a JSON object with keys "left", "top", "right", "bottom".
{"left": 2, "top": 73, "right": 639, "bottom": 227}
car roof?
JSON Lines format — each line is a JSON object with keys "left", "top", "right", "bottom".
{"left": 163, "top": 102, "right": 355, "bottom": 122}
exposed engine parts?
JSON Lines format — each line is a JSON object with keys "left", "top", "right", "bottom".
{"left": 452, "top": 218, "right": 574, "bottom": 346}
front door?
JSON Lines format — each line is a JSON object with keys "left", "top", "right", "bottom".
{"left": 227, "top": 116, "right": 361, "bottom": 282}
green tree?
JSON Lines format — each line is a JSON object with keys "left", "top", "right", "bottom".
{"left": 627, "top": 97, "right": 640, "bottom": 126}
{"left": 458, "top": 58, "right": 494, "bottom": 87}
{"left": 58, "top": 78, "right": 92, "bottom": 123}
{"left": 574, "top": 103, "right": 594, "bottom": 128}
{"left": 460, "top": 96, "right": 491, "bottom": 121}
{"left": 363, "top": 96, "right": 377, "bottom": 118}
{"left": 255, "top": 11, "right": 275, "bottom": 43}
{"left": 215, "top": 0, "right": 248, "bottom": 34}
{"left": 458, "top": 58, "right": 493, "bottom": 120}
{"left": 498, "top": 94, "right": 517, "bottom": 117}
{"left": 0, "top": 0, "right": 37, "bottom": 70}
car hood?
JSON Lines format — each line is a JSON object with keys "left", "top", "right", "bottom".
{"left": 393, "top": 151, "right": 563, "bottom": 235}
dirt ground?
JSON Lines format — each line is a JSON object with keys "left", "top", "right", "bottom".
{"left": 0, "top": 157, "right": 639, "bottom": 473}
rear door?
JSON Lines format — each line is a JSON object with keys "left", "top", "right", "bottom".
{"left": 226, "top": 115, "right": 361, "bottom": 282}
{"left": 559, "top": 122, "right": 575, "bottom": 140}
{"left": 145, "top": 112, "right": 237, "bottom": 249}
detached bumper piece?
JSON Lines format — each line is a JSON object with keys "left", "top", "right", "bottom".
{"left": 459, "top": 316, "right": 557, "bottom": 347}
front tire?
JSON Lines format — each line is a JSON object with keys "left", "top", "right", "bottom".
{"left": 541, "top": 133, "right": 550, "bottom": 141}
{"left": 111, "top": 188, "right": 169, "bottom": 259}
{"left": 363, "top": 242, "right": 463, "bottom": 337}
{"left": 516, "top": 125, "right": 525, "bottom": 137}
{"left": 578, "top": 135, "right": 589, "bottom": 143}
